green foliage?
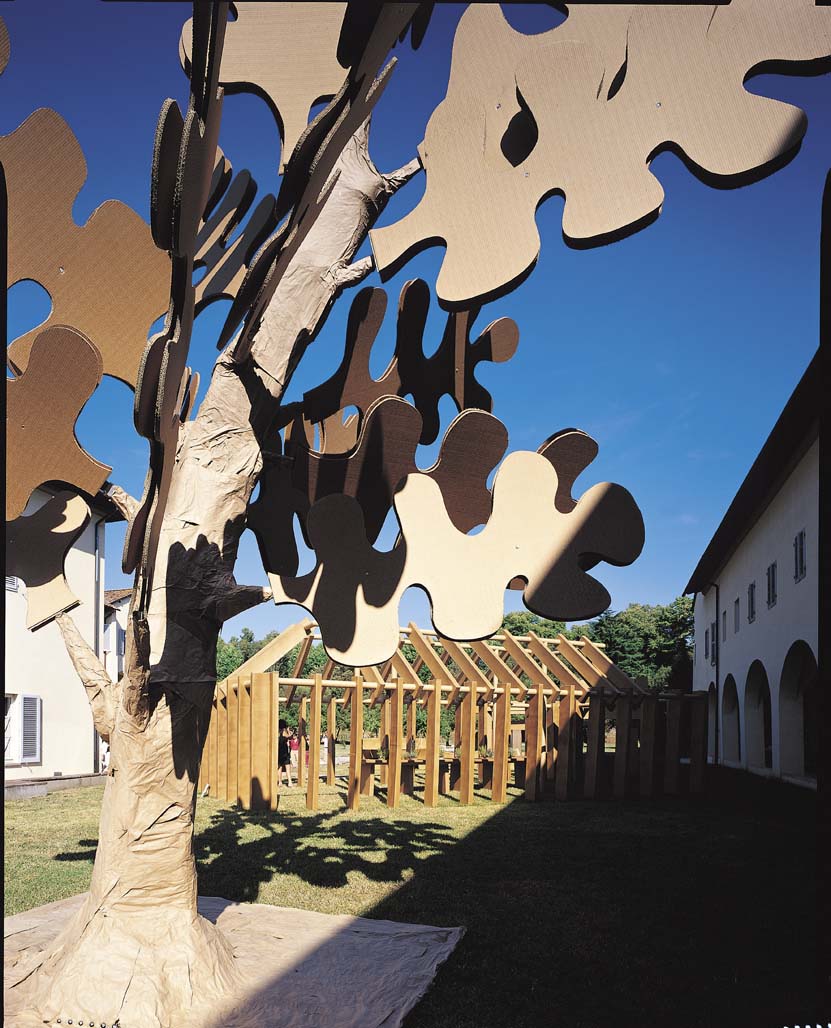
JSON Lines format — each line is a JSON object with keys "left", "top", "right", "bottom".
{"left": 215, "top": 638, "right": 244, "bottom": 680}
{"left": 500, "top": 611, "right": 566, "bottom": 639}
{"left": 587, "top": 597, "right": 694, "bottom": 691}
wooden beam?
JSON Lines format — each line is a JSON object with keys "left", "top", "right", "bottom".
{"left": 613, "top": 692, "right": 632, "bottom": 799}
{"left": 664, "top": 693, "right": 682, "bottom": 795}
{"left": 216, "top": 689, "right": 228, "bottom": 802}
{"left": 306, "top": 674, "right": 322, "bottom": 810}
{"left": 526, "top": 632, "right": 587, "bottom": 694}
{"left": 227, "top": 673, "right": 238, "bottom": 803}
{"left": 556, "top": 634, "right": 619, "bottom": 695}
{"left": 292, "top": 632, "right": 314, "bottom": 676}
{"left": 544, "top": 696, "right": 556, "bottom": 782}
{"left": 391, "top": 648, "right": 421, "bottom": 685}
{"left": 469, "top": 639, "right": 528, "bottom": 697}
{"left": 555, "top": 686, "right": 576, "bottom": 802}
{"left": 496, "top": 630, "right": 556, "bottom": 691}
{"left": 408, "top": 622, "right": 453, "bottom": 683}
{"left": 237, "top": 675, "right": 253, "bottom": 809}
{"left": 297, "top": 695, "right": 307, "bottom": 789}
{"left": 424, "top": 678, "right": 442, "bottom": 807}
{"left": 250, "top": 673, "right": 272, "bottom": 810}
{"left": 387, "top": 674, "right": 403, "bottom": 808}
{"left": 222, "top": 619, "right": 314, "bottom": 681}
{"left": 583, "top": 690, "right": 605, "bottom": 799}
{"left": 458, "top": 675, "right": 477, "bottom": 805}
{"left": 524, "top": 684, "right": 545, "bottom": 801}
{"left": 326, "top": 694, "right": 337, "bottom": 785}
{"left": 347, "top": 673, "right": 364, "bottom": 810}
{"left": 639, "top": 693, "right": 658, "bottom": 797}
{"left": 689, "top": 693, "right": 708, "bottom": 794}
{"left": 580, "top": 636, "right": 638, "bottom": 692}
{"left": 269, "top": 674, "right": 281, "bottom": 810}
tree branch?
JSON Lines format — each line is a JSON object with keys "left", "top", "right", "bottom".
{"left": 383, "top": 155, "right": 422, "bottom": 192}
{"left": 106, "top": 483, "right": 140, "bottom": 522}
{"left": 55, "top": 612, "right": 118, "bottom": 742}
{"left": 208, "top": 583, "right": 273, "bottom": 623}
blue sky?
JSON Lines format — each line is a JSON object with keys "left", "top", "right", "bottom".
{"left": 4, "top": 2, "right": 830, "bottom": 642}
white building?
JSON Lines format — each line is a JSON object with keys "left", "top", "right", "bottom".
{"left": 686, "top": 351, "right": 819, "bottom": 785}
{"left": 103, "top": 588, "right": 131, "bottom": 683}
{"left": 5, "top": 485, "right": 124, "bottom": 782}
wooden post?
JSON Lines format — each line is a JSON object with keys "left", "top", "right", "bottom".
{"left": 227, "top": 677, "right": 238, "bottom": 804}
{"left": 250, "top": 673, "right": 272, "bottom": 810}
{"left": 203, "top": 695, "right": 216, "bottom": 795}
{"left": 664, "top": 694, "right": 682, "bottom": 795}
{"left": 424, "top": 681, "right": 441, "bottom": 807}
{"left": 583, "top": 690, "right": 606, "bottom": 799}
{"left": 555, "top": 687, "right": 575, "bottom": 801}
{"left": 379, "top": 695, "right": 389, "bottom": 788}
{"left": 689, "top": 693, "right": 708, "bottom": 794}
{"left": 478, "top": 701, "right": 492, "bottom": 753}
{"left": 406, "top": 695, "right": 417, "bottom": 753}
{"left": 524, "top": 685, "right": 544, "bottom": 801}
{"left": 544, "top": 696, "right": 556, "bottom": 783}
{"left": 326, "top": 695, "right": 337, "bottom": 786}
{"left": 458, "top": 685, "right": 477, "bottom": 804}
{"left": 298, "top": 694, "right": 307, "bottom": 789}
{"left": 387, "top": 674, "right": 403, "bottom": 808}
{"left": 269, "top": 675, "right": 281, "bottom": 810}
{"left": 347, "top": 673, "right": 363, "bottom": 810}
{"left": 492, "top": 680, "right": 510, "bottom": 802}
{"left": 306, "top": 675, "right": 322, "bottom": 811}
{"left": 237, "top": 675, "right": 252, "bottom": 809}
{"left": 639, "top": 693, "right": 658, "bottom": 797}
{"left": 216, "top": 690, "right": 228, "bottom": 802}
{"left": 613, "top": 693, "right": 631, "bottom": 799}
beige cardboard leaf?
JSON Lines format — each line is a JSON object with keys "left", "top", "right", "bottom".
{"left": 181, "top": 2, "right": 347, "bottom": 173}
{"left": 270, "top": 447, "right": 644, "bottom": 665}
{"left": 2, "top": 109, "right": 169, "bottom": 387}
{"left": 6, "top": 492, "right": 91, "bottom": 630}
{"left": 371, "top": 1, "right": 831, "bottom": 306}
{"left": 6, "top": 326, "right": 111, "bottom": 521}
{"left": 303, "top": 281, "right": 519, "bottom": 450}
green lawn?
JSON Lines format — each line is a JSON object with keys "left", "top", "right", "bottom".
{"left": 4, "top": 770, "right": 818, "bottom": 1028}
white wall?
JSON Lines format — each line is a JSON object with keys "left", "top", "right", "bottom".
{"left": 5, "top": 489, "right": 104, "bottom": 780}
{"left": 103, "top": 599, "right": 130, "bottom": 682}
{"left": 692, "top": 438, "right": 818, "bottom": 779}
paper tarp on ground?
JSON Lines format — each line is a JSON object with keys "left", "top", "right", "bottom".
{"left": 4, "top": 894, "right": 463, "bottom": 1028}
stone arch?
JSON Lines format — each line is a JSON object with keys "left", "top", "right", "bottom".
{"left": 779, "top": 640, "right": 818, "bottom": 778}
{"left": 745, "top": 660, "right": 772, "bottom": 769}
{"left": 707, "top": 682, "right": 717, "bottom": 761}
{"left": 721, "top": 674, "right": 740, "bottom": 763}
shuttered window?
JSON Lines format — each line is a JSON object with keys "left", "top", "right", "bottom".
{"left": 21, "top": 695, "right": 42, "bottom": 764}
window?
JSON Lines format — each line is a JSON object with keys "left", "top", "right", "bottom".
{"left": 20, "top": 695, "right": 42, "bottom": 764}
{"left": 747, "top": 582, "right": 756, "bottom": 623}
{"left": 5, "top": 576, "right": 19, "bottom": 591}
{"left": 5, "top": 695, "right": 41, "bottom": 765}
{"left": 704, "top": 629, "right": 709, "bottom": 660}
{"left": 722, "top": 611, "right": 727, "bottom": 642}
{"left": 4, "top": 695, "right": 15, "bottom": 763}
{"left": 710, "top": 621, "right": 717, "bottom": 666}
{"left": 733, "top": 598, "right": 740, "bottom": 633}
{"left": 793, "top": 530, "right": 806, "bottom": 582}
{"left": 766, "top": 562, "right": 777, "bottom": 608}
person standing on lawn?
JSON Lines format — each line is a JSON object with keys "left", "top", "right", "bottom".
{"left": 277, "top": 720, "right": 293, "bottom": 788}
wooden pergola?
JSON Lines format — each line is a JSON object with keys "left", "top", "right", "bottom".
{"left": 200, "top": 619, "right": 708, "bottom": 812}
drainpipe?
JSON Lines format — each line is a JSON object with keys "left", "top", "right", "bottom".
{"left": 92, "top": 517, "right": 102, "bottom": 773}
{"left": 709, "top": 581, "right": 720, "bottom": 766}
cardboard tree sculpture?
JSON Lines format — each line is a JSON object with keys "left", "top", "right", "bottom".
{"left": 3, "top": 3, "right": 829, "bottom": 1025}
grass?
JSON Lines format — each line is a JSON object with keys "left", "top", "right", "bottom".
{"left": 4, "top": 770, "right": 818, "bottom": 1028}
